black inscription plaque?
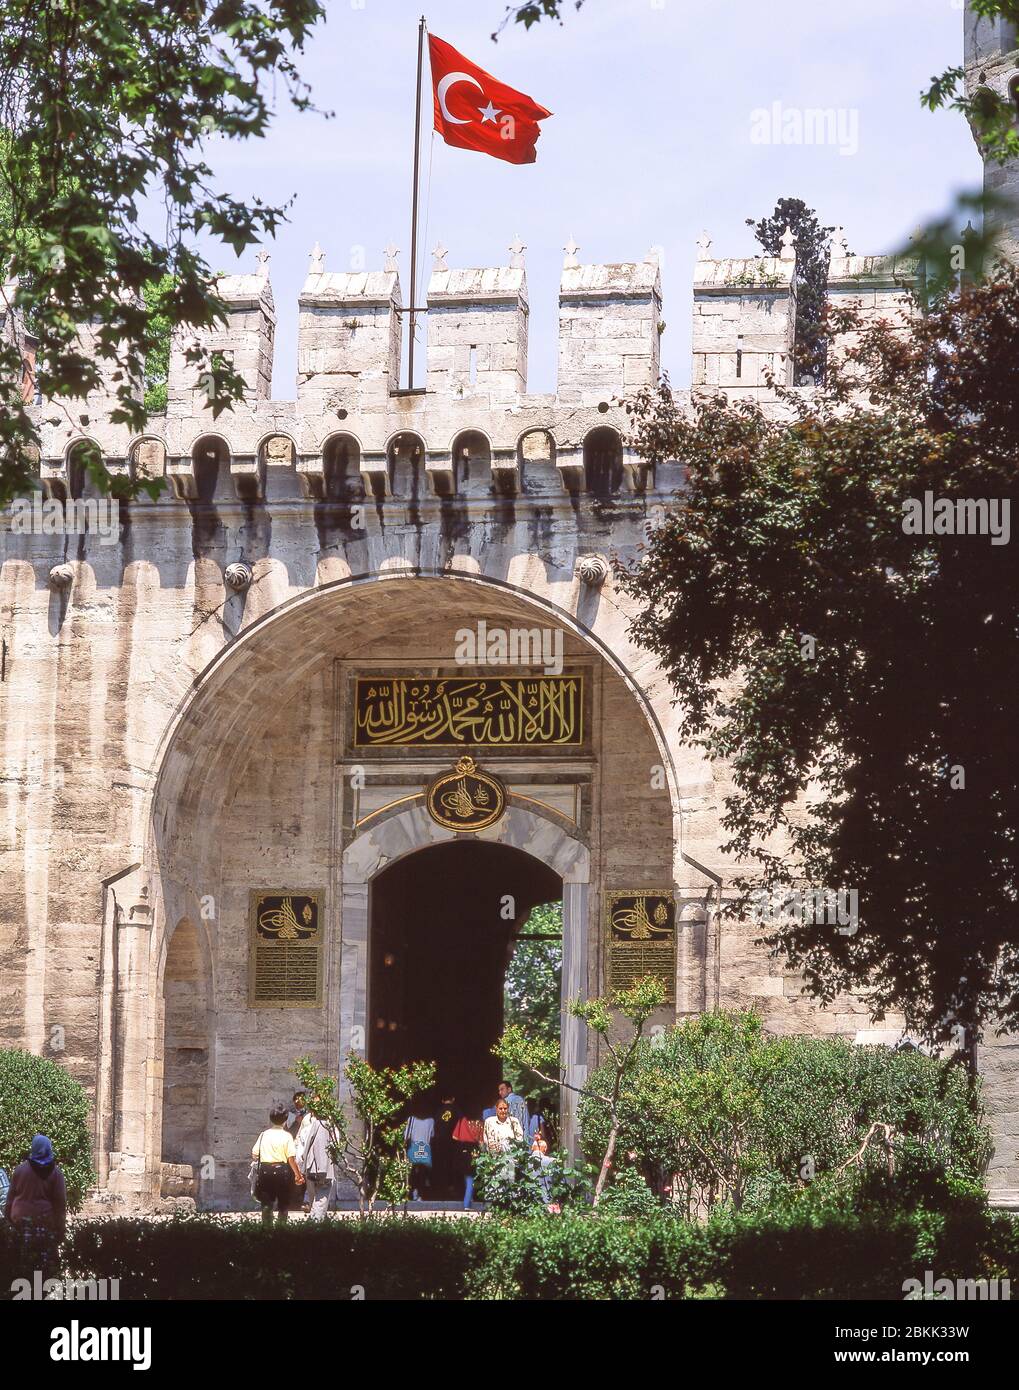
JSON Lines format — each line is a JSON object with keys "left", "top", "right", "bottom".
{"left": 352, "top": 675, "right": 584, "bottom": 749}
{"left": 605, "top": 890, "right": 676, "bottom": 1002}
{"left": 248, "top": 891, "right": 324, "bottom": 1008}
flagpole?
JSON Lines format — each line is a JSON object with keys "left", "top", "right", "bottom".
{"left": 408, "top": 15, "right": 426, "bottom": 390}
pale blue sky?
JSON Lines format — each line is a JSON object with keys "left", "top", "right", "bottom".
{"left": 202, "top": 0, "right": 981, "bottom": 396}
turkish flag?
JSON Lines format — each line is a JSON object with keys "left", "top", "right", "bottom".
{"left": 428, "top": 34, "right": 552, "bottom": 165}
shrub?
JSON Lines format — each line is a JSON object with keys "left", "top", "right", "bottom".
{"left": 0, "top": 1048, "right": 94, "bottom": 1211}
{"left": 473, "top": 1140, "right": 589, "bottom": 1215}
{"left": 65, "top": 1215, "right": 486, "bottom": 1301}
{"left": 45, "top": 1203, "right": 1019, "bottom": 1301}
{"left": 578, "top": 1013, "right": 991, "bottom": 1215}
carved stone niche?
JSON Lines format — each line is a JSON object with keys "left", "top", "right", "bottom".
{"left": 261, "top": 435, "right": 294, "bottom": 466}
{"left": 131, "top": 439, "right": 166, "bottom": 481}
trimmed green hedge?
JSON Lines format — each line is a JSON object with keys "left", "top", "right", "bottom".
{"left": 29, "top": 1204, "right": 1015, "bottom": 1301}
{"left": 0, "top": 1048, "right": 94, "bottom": 1210}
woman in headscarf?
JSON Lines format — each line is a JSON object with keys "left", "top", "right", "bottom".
{"left": 3, "top": 1133, "right": 67, "bottom": 1277}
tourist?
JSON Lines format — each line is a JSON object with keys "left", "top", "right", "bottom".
{"left": 404, "top": 1104, "right": 435, "bottom": 1202}
{"left": 295, "top": 1096, "right": 337, "bottom": 1220}
{"left": 252, "top": 1103, "right": 305, "bottom": 1226}
{"left": 497, "top": 1079, "right": 529, "bottom": 1139}
{"left": 528, "top": 1131, "right": 558, "bottom": 1209}
{"left": 527, "top": 1103, "right": 548, "bottom": 1147}
{"left": 451, "top": 1102, "right": 483, "bottom": 1210}
{"left": 287, "top": 1091, "right": 308, "bottom": 1138}
{"left": 482, "top": 1097, "right": 524, "bottom": 1154}
{"left": 432, "top": 1089, "right": 459, "bottom": 1199}
{"left": 3, "top": 1134, "right": 67, "bottom": 1279}
{"left": 287, "top": 1091, "right": 310, "bottom": 1210}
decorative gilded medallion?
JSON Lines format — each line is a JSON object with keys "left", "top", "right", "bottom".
{"left": 426, "top": 755, "right": 507, "bottom": 831}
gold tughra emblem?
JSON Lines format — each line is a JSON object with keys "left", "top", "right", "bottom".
{"left": 255, "top": 894, "right": 319, "bottom": 941}
{"left": 611, "top": 895, "right": 673, "bottom": 941}
{"left": 426, "top": 755, "right": 506, "bottom": 831}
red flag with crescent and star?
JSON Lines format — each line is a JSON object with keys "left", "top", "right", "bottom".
{"left": 428, "top": 33, "right": 552, "bottom": 165}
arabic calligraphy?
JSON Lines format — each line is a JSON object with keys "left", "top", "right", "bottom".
{"left": 606, "top": 891, "right": 676, "bottom": 1002}
{"left": 249, "top": 891, "right": 324, "bottom": 1008}
{"left": 611, "top": 896, "right": 672, "bottom": 942}
{"left": 426, "top": 756, "right": 506, "bottom": 831}
{"left": 353, "top": 675, "right": 583, "bottom": 748}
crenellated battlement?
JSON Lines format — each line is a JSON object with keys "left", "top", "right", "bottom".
{"left": 14, "top": 228, "right": 921, "bottom": 508}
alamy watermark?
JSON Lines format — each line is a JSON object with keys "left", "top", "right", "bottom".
{"left": 750, "top": 101, "right": 859, "bottom": 157}
{"left": 902, "top": 1271, "right": 1010, "bottom": 1301}
{"left": 749, "top": 886, "right": 859, "bottom": 936}
{"left": 8, "top": 496, "right": 121, "bottom": 546}
{"left": 454, "top": 620, "right": 563, "bottom": 676}
{"left": 901, "top": 492, "right": 1010, "bottom": 546}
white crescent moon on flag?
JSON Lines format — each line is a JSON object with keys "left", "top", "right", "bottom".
{"left": 437, "top": 72, "right": 485, "bottom": 125}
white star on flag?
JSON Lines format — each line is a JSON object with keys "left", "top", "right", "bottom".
{"left": 479, "top": 100, "right": 501, "bottom": 124}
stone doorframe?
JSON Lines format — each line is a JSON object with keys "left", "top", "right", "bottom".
{"left": 338, "top": 800, "right": 591, "bottom": 1150}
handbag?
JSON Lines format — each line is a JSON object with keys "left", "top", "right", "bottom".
{"left": 452, "top": 1117, "right": 482, "bottom": 1144}
{"left": 249, "top": 1132, "right": 263, "bottom": 1198}
{"left": 405, "top": 1120, "right": 433, "bottom": 1167}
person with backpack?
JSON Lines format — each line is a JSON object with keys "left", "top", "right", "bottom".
{"left": 251, "top": 1103, "right": 305, "bottom": 1226}
{"left": 404, "top": 1104, "right": 435, "bottom": 1203}
{"left": 3, "top": 1134, "right": 67, "bottom": 1278}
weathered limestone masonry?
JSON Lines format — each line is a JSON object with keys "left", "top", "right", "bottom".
{"left": 0, "top": 8, "right": 1017, "bottom": 1212}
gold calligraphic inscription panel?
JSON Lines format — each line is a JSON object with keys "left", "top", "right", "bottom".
{"left": 352, "top": 674, "right": 585, "bottom": 751}
{"left": 248, "top": 891, "right": 324, "bottom": 1008}
{"left": 605, "top": 890, "right": 676, "bottom": 1003}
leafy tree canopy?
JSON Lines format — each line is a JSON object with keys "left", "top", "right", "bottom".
{"left": 0, "top": 0, "right": 326, "bottom": 505}
{"left": 619, "top": 270, "right": 1019, "bottom": 1046}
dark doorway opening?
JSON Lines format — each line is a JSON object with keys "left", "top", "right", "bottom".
{"left": 368, "top": 841, "right": 562, "bottom": 1112}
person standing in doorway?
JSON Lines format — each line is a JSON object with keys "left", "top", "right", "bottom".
{"left": 432, "top": 1090, "right": 459, "bottom": 1200}
{"left": 404, "top": 1104, "right": 435, "bottom": 1203}
{"left": 252, "top": 1103, "right": 304, "bottom": 1226}
{"left": 452, "top": 1099, "right": 483, "bottom": 1210}
{"left": 483, "top": 1097, "right": 524, "bottom": 1156}
{"left": 497, "top": 1079, "right": 529, "bottom": 1141}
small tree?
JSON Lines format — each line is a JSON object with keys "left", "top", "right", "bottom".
{"left": 746, "top": 197, "right": 834, "bottom": 385}
{"left": 294, "top": 1054, "right": 435, "bottom": 1217}
{"left": 495, "top": 975, "right": 665, "bottom": 1205}
{"left": 579, "top": 1014, "right": 991, "bottom": 1216}
{"left": 0, "top": 1049, "right": 94, "bottom": 1210}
